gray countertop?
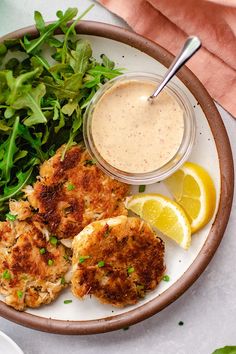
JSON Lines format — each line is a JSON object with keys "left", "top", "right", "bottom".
{"left": 0, "top": 1, "right": 235, "bottom": 353}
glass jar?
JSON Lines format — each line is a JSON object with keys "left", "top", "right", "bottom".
{"left": 83, "top": 72, "right": 196, "bottom": 185}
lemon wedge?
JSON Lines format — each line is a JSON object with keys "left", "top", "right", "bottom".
{"left": 165, "top": 162, "right": 216, "bottom": 233}
{"left": 126, "top": 194, "right": 191, "bottom": 249}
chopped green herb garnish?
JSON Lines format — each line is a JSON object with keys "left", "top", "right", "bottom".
{"left": 79, "top": 256, "right": 90, "bottom": 264}
{"left": 61, "top": 277, "right": 66, "bottom": 285}
{"left": 2, "top": 270, "right": 11, "bottom": 280}
{"left": 63, "top": 254, "right": 69, "bottom": 261}
{"left": 49, "top": 236, "right": 58, "bottom": 246}
{"left": 178, "top": 321, "right": 184, "bottom": 326}
{"left": 39, "top": 248, "right": 46, "bottom": 254}
{"left": 123, "top": 326, "right": 129, "bottom": 331}
{"left": 17, "top": 290, "right": 23, "bottom": 299}
{"left": 139, "top": 185, "right": 146, "bottom": 193}
{"left": 67, "top": 183, "right": 75, "bottom": 191}
{"left": 48, "top": 259, "right": 54, "bottom": 266}
{"left": 97, "top": 260, "right": 105, "bottom": 268}
{"left": 127, "top": 267, "right": 135, "bottom": 274}
{"left": 5, "top": 213, "right": 17, "bottom": 221}
{"left": 162, "top": 275, "right": 170, "bottom": 282}
{"left": 64, "top": 299, "right": 72, "bottom": 304}
{"left": 84, "top": 159, "right": 96, "bottom": 166}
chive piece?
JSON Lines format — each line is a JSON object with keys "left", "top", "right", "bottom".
{"left": 162, "top": 275, "right": 170, "bottom": 282}
{"left": 2, "top": 270, "right": 11, "bottom": 280}
{"left": 61, "top": 277, "right": 66, "bottom": 285}
{"left": 17, "top": 290, "right": 23, "bottom": 299}
{"left": 139, "top": 185, "right": 146, "bottom": 193}
{"left": 5, "top": 213, "right": 17, "bottom": 221}
{"left": 123, "top": 326, "right": 129, "bottom": 331}
{"left": 64, "top": 299, "right": 72, "bottom": 304}
{"left": 63, "top": 254, "right": 69, "bottom": 261}
{"left": 178, "top": 321, "right": 184, "bottom": 326}
{"left": 39, "top": 248, "right": 46, "bottom": 254}
{"left": 79, "top": 256, "right": 90, "bottom": 264}
{"left": 48, "top": 259, "right": 54, "bottom": 266}
{"left": 127, "top": 267, "right": 134, "bottom": 274}
{"left": 84, "top": 159, "right": 96, "bottom": 166}
{"left": 49, "top": 236, "right": 58, "bottom": 246}
{"left": 97, "top": 260, "right": 105, "bottom": 268}
{"left": 67, "top": 183, "right": 75, "bottom": 191}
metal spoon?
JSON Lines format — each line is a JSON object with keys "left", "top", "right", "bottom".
{"left": 148, "top": 36, "right": 201, "bottom": 100}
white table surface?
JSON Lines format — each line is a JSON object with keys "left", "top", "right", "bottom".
{"left": 0, "top": 1, "right": 235, "bottom": 353}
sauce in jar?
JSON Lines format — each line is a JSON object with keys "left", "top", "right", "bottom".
{"left": 91, "top": 80, "right": 184, "bottom": 174}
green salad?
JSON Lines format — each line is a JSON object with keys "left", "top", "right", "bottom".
{"left": 0, "top": 6, "right": 122, "bottom": 215}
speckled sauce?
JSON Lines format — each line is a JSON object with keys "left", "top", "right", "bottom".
{"left": 91, "top": 80, "right": 184, "bottom": 174}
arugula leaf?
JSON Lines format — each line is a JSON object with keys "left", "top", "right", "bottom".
{"left": 0, "top": 44, "right": 7, "bottom": 56}
{"left": 43, "top": 73, "right": 82, "bottom": 100}
{"left": 34, "top": 10, "right": 46, "bottom": 33}
{"left": 3, "top": 38, "right": 22, "bottom": 52}
{"left": 4, "top": 107, "right": 15, "bottom": 119}
{"left": 47, "top": 37, "right": 63, "bottom": 48}
{"left": 61, "top": 107, "right": 82, "bottom": 160}
{"left": 54, "top": 111, "right": 65, "bottom": 133}
{"left": 87, "top": 65, "right": 123, "bottom": 80}
{"left": 14, "top": 150, "right": 28, "bottom": 163}
{"left": 18, "top": 124, "right": 46, "bottom": 161}
{"left": 0, "top": 72, "right": 10, "bottom": 103}
{"left": 212, "top": 346, "right": 236, "bottom": 354}
{"left": 0, "top": 166, "right": 34, "bottom": 202}
{"left": 0, "top": 116, "right": 20, "bottom": 183}
{"left": 5, "top": 67, "right": 41, "bottom": 105}
{"left": 69, "top": 39, "right": 92, "bottom": 74}
{"left": 24, "top": 8, "right": 78, "bottom": 54}
{"left": 80, "top": 88, "right": 96, "bottom": 109}
{"left": 61, "top": 5, "right": 94, "bottom": 63}
{"left": 61, "top": 100, "right": 78, "bottom": 116}
{"left": 101, "top": 54, "right": 115, "bottom": 69}
{"left": 12, "top": 83, "right": 47, "bottom": 126}
{"left": 0, "top": 120, "right": 11, "bottom": 131}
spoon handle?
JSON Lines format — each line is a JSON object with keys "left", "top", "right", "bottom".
{"left": 149, "top": 36, "right": 201, "bottom": 99}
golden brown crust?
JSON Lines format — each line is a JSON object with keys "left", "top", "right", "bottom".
{"left": 71, "top": 216, "right": 165, "bottom": 307}
{"left": 27, "top": 145, "right": 129, "bottom": 239}
{"left": 0, "top": 220, "right": 70, "bottom": 311}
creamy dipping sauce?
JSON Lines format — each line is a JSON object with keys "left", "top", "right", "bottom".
{"left": 91, "top": 80, "right": 184, "bottom": 174}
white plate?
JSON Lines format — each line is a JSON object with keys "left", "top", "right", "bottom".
{"left": 0, "top": 331, "right": 23, "bottom": 354}
{"left": 0, "top": 22, "right": 233, "bottom": 334}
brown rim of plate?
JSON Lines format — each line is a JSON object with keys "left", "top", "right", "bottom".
{"left": 0, "top": 21, "right": 234, "bottom": 335}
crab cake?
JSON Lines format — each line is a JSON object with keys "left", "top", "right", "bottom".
{"left": 0, "top": 220, "right": 70, "bottom": 311}
{"left": 71, "top": 216, "right": 165, "bottom": 307}
{"left": 26, "top": 145, "right": 129, "bottom": 240}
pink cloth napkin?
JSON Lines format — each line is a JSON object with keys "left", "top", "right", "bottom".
{"left": 98, "top": 0, "right": 236, "bottom": 118}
